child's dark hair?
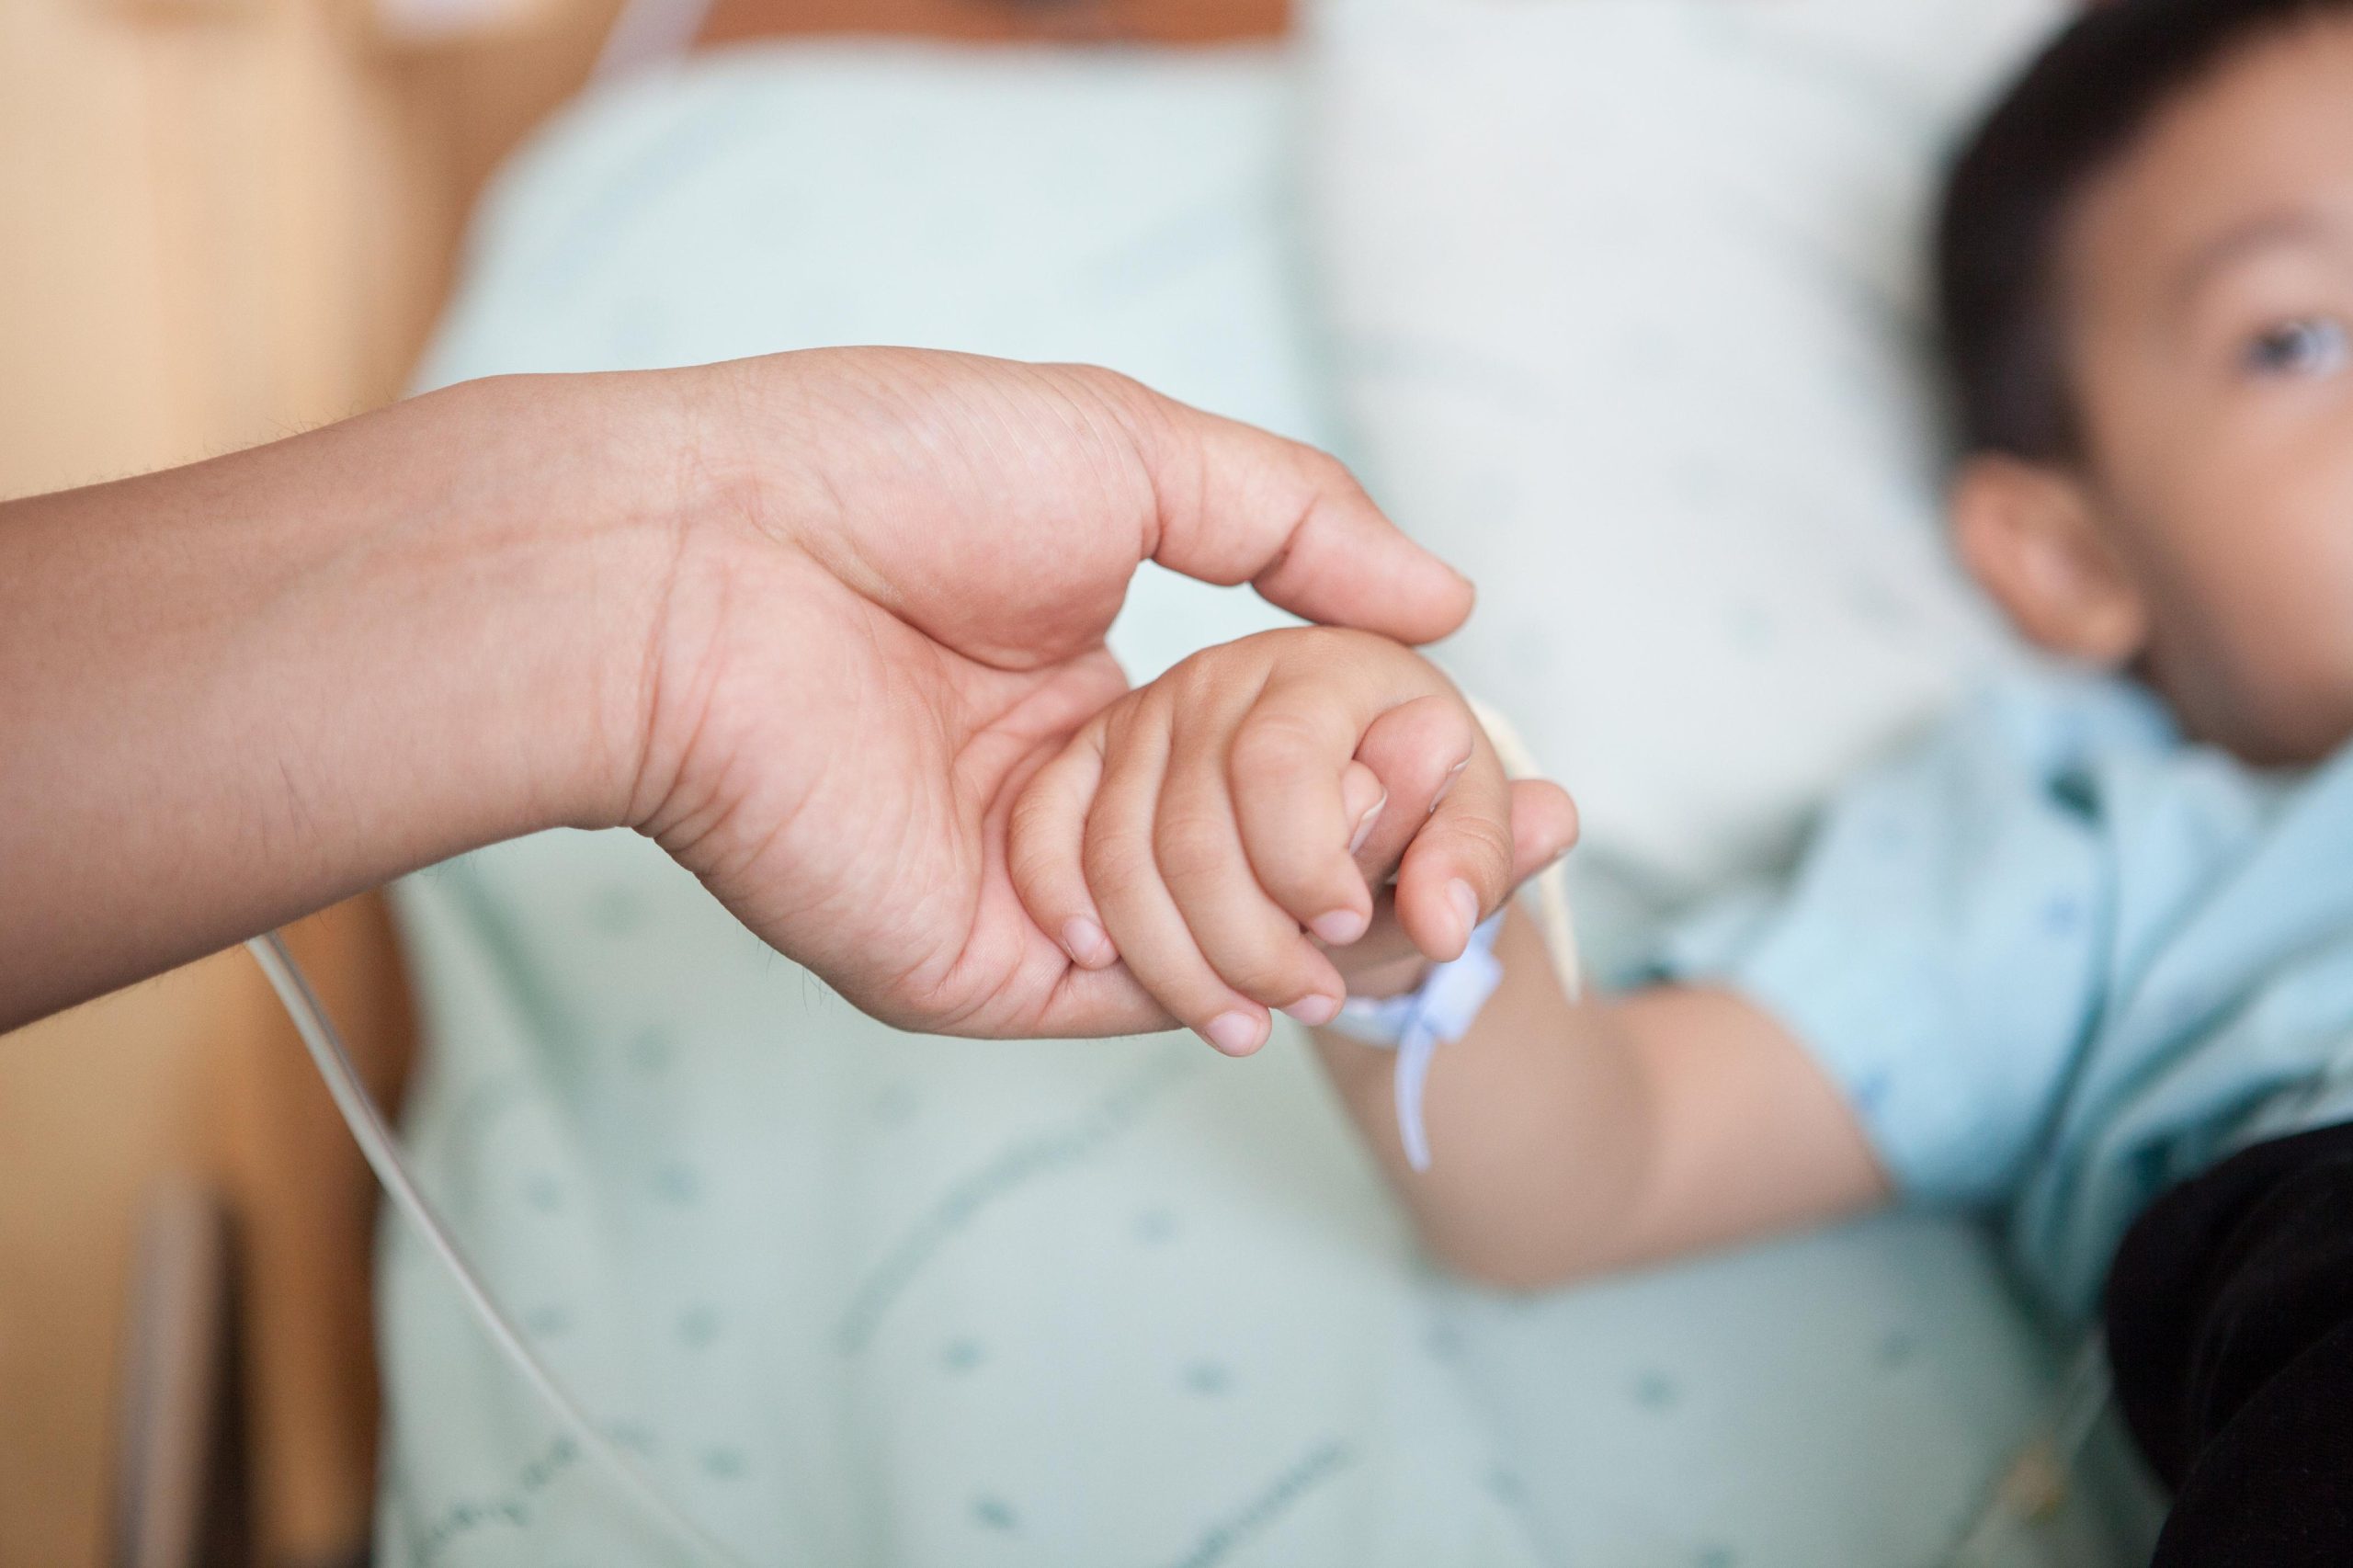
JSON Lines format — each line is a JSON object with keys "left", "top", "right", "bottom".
{"left": 1937, "top": 0, "right": 2353, "bottom": 461}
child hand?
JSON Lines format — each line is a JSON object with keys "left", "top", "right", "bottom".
{"left": 1006, "top": 627, "right": 1576, "bottom": 1055}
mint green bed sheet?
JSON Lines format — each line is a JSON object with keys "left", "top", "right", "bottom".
{"left": 379, "top": 45, "right": 2140, "bottom": 1567}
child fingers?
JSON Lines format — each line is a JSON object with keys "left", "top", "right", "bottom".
{"left": 1392, "top": 738, "right": 1518, "bottom": 962}
{"left": 1341, "top": 761, "right": 1387, "bottom": 867}
{"left": 1327, "top": 778, "right": 1575, "bottom": 996}
{"left": 1006, "top": 724, "right": 1120, "bottom": 970}
{"left": 1154, "top": 738, "right": 1351, "bottom": 1025}
{"left": 1347, "top": 694, "right": 1483, "bottom": 876}
{"left": 1224, "top": 691, "right": 1381, "bottom": 943}
{"left": 1506, "top": 778, "right": 1580, "bottom": 881}
{"left": 1081, "top": 722, "right": 1277, "bottom": 1057}
{"left": 1316, "top": 884, "right": 1428, "bottom": 978}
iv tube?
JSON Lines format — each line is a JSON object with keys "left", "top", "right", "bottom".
{"left": 245, "top": 931, "right": 749, "bottom": 1568}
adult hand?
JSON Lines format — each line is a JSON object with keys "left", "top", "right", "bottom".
{"left": 0, "top": 348, "right": 1479, "bottom": 1036}
{"left": 631, "top": 349, "right": 1478, "bottom": 1037}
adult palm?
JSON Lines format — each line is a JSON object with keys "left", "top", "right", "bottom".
{"left": 637, "top": 349, "right": 1476, "bottom": 1038}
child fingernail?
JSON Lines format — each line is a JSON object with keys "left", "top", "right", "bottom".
{"left": 1202, "top": 1011, "right": 1265, "bottom": 1055}
{"left": 1311, "top": 908, "right": 1369, "bottom": 946}
{"left": 1429, "top": 756, "right": 1472, "bottom": 814}
{"left": 1446, "top": 879, "right": 1480, "bottom": 942}
{"left": 1349, "top": 794, "right": 1387, "bottom": 856}
{"left": 1284, "top": 993, "right": 1343, "bottom": 1028}
{"left": 1063, "top": 916, "right": 1114, "bottom": 968}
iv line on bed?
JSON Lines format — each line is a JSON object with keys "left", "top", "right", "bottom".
{"left": 255, "top": 909, "right": 2104, "bottom": 1568}
{"left": 245, "top": 932, "right": 750, "bottom": 1568}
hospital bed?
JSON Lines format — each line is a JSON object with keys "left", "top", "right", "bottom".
{"left": 108, "top": 2, "right": 2168, "bottom": 1565}
{"left": 95, "top": 14, "right": 1283, "bottom": 1568}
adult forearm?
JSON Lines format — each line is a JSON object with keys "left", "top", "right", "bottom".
{"left": 0, "top": 373, "right": 691, "bottom": 1028}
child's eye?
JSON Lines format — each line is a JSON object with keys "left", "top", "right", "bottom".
{"left": 2244, "top": 317, "right": 2350, "bottom": 379}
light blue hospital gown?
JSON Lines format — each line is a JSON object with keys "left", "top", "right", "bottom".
{"left": 1655, "top": 667, "right": 2353, "bottom": 1320}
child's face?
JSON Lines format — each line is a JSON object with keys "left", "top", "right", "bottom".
{"left": 1964, "top": 17, "right": 2353, "bottom": 765}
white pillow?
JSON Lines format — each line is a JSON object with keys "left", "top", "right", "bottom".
{"left": 1305, "top": 0, "right": 2066, "bottom": 960}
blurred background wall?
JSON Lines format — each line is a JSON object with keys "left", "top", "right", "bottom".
{"left": 0, "top": 0, "right": 616, "bottom": 1560}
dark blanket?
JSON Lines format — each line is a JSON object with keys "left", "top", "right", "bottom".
{"left": 2103, "top": 1119, "right": 2353, "bottom": 1566}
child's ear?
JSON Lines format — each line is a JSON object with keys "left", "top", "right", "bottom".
{"left": 1949, "top": 453, "right": 2149, "bottom": 667}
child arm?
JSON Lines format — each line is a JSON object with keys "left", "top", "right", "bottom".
{"left": 1314, "top": 913, "right": 1890, "bottom": 1289}
{"left": 1003, "top": 621, "right": 1883, "bottom": 1290}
